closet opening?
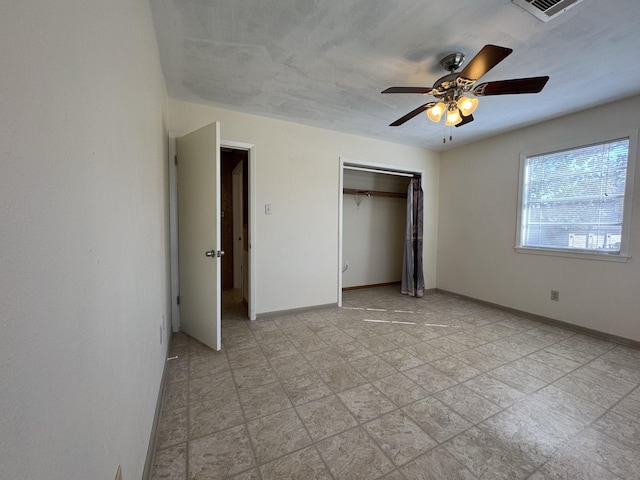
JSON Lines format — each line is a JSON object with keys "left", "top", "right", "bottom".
{"left": 338, "top": 159, "right": 425, "bottom": 306}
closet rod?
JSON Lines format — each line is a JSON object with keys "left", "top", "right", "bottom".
{"left": 343, "top": 188, "right": 407, "bottom": 199}
{"left": 343, "top": 165, "right": 415, "bottom": 177}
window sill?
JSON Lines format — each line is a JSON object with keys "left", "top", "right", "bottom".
{"left": 514, "top": 246, "right": 631, "bottom": 263}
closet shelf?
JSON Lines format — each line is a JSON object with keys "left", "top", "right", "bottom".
{"left": 343, "top": 188, "right": 407, "bottom": 199}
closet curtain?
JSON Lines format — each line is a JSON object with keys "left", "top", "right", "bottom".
{"left": 401, "top": 177, "right": 425, "bottom": 297}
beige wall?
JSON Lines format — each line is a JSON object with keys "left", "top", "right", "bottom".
{"left": 169, "top": 100, "right": 440, "bottom": 313}
{"left": 0, "top": 1, "right": 170, "bottom": 478}
{"left": 439, "top": 96, "right": 640, "bottom": 342}
{"left": 343, "top": 194, "right": 407, "bottom": 288}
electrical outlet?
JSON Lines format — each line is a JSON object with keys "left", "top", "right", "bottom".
{"left": 115, "top": 465, "right": 122, "bottom": 480}
{"left": 550, "top": 290, "right": 559, "bottom": 301}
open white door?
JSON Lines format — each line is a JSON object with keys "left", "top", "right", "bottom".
{"left": 176, "top": 122, "right": 221, "bottom": 351}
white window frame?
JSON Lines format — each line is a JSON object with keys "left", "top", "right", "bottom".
{"left": 515, "top": 129, "right": 637, "bottom": 262}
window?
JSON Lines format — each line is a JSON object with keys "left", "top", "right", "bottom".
{"left": 516, "top": 131, "right": 637, "bottom": 261}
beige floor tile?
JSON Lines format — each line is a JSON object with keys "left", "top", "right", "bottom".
{"left": 525, "top": 349, "right": 581, "bottom": 373}
{"left": 400, "top": 447, "right": 477, "bottom": 480}
{"left": 612, "top": 390, "right": 640, "bottom": 420}
{"left": 189, "top": 392, "right": 244, "bottom": 439}
{"left": 189, "top": 371, "right": 235, "bottom": 404}
{"left": 259, "top": 446, "right": 333, "bottom": 480}
{"left": 463, "top": 373, "right": 526, "bottom": 408}
{"left": 261, "top": 339, "right": 299, "bottom": 360}
{"left": 238, "top": 380, "right": 292, "bottom": 420}
{"left": 479, "top": 398, "right": 585, "bottom": 466}
{"left": 487, "top": 364, "right": 548, "bottom": 394}
{"left": 364, "top": 410, "right": 437, "bottom": 466}
{"left": 553, "top": 374, "right": 627, "bottom": 409}
{"left": 189, "top": 424, "right": 256, "bottom": 479}
{"left": 435, "top": 384, "right": 502, "bottom": 424}
{"left": 229, "top": 468, "right": 261, "bottom": 480}
{"left": 166, "top": 358, "right": 189, "bottom": 384}
{"left": 507, "top": 356, "right": 565, "bottom": 383}
{"left": 359, "top": 335, "right": 400, "bottom": 354}
{"left": 349, "top": 355, "right": 398, "bottom": 381}
{"left": 404, "top": 342, "right": 450, "bottom": 362}
{"left": 281, "top": 372, "right": 333, "bottom": 406}
{"left": 296, "top": 395, "right": 358, "bottom": 441}
{"left": 569, "top": 427, "right": 640, "bottom": 479}
{"left": 528, "top": 384, "right": 605, "bottom": 423}
{"left": 430, "top": 356, "right": 483, "bottom": 382}
{"left": 424, "top": 337, "right": 469, "bottom": 355}
{"left": 268, "top": 352, "right": 316, "bottom": 378}
{"left": 444, "top": 427, "right": 536, "bottom": 480}
{"left": 373, "top": 373, "right": 430, "bottom": 407}
{"left": 246, "top": 408, "right": 312, "bottom": 463}
{"left": 537, "top": 445, "right": 621, "bottom": 480}
{"left": 162, "top": 380, "right": 188, "bottom": 412}
{"left": 593, "top": 409, "right": 640, "bottom": 449}
{"left": 454, "top": 349, "right": 504, "bottom": 372}
{"left": 333, "top": 341, "right": 375, "bottom": 361}
{"left": 232, "top": 362, "right": 279, "bottom": 390}
{"left": 317, "top": 362, "right": 368, "bottom": 393}
{"left": 155, "top": 407, "right": 188, "bottom": 450}
{"left": 227, "top": 346, "right": 268, "bottom": 369}
{"left": 402, "top": 397, "right": 472, "bottom": 443}
{"left": 379, "top": 349, "right": 425, "bottom": 371}
{"left": 403, "top": 364, "right": 458, "bottom": 394}
{"left": 316, "top": 426, "right": 395, "bottom": 480}
{"left": 473, "top": 342, "right": 522, "bottom": 363}
{"left": 150, "top": 443, "right": 186, "bottom": 480}
{"left": 303, "top": 347, "right": 350, "bottom": 369}
{"left": 338, "top": 383, "right": 397, "bottom": 422}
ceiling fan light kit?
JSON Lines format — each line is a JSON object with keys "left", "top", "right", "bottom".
{"left": 382, "top": 44, "right": 550, "bottom": 131}
{"left": 445, "top": 105, "right": 463, "bottom": 126}
{"left": 426, "top": 102, "right": 446, "bottom": 122}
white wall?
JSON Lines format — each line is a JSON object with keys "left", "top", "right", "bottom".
{"left": 0, "top": 1, "right": 170, "bottom": 479}
{"left": 342, "top": 195, "right": 407, "bottom": 288}
{"left": 169, "top": 100, "right": 440, "bottom": 314}
{"left": 438, "top": 96, "right": 640, "bottom": 342}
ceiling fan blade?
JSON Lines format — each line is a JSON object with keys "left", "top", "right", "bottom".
{"left": 390, "top": 103, "right": 434, "bottom": 126}
{"left": 457, "top": 44, "right": 513, "bottom": 82}
{"left": 473, "top": 76, "right": 549, "bottom": 96}
{"left": 455, "top": 114, "right": 474, "bottom": 127}
{"left": 382, "top": 86, "right": 435, "bottom": 94}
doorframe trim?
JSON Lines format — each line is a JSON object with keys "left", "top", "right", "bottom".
{"left": 222, "top": 140, "right": 257, "bottom": 321}
{"left": 169, "top": 134, "right": 179, "bottom": 332}
{"left": 168, "top": 135, "right": 257, "bottom": 332}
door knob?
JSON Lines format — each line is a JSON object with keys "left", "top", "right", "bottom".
{"left": 218, "top": 251, "right": 225, "bottom": 257}
{"left": 205, "top": 250, "right": 216, "bottom": 257}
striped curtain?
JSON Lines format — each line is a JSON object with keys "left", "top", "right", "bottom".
{"left": 401, "top": 177, "right": 425, "bottom": 297}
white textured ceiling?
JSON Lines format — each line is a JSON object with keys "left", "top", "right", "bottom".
{"left": 150, "top": 0, "right": 640, "bottom": 151}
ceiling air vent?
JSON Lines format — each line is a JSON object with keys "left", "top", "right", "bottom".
{"left": 512, "top": 0, "right": 584, "bottom": 22}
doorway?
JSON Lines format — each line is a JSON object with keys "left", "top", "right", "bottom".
{"left": 221, "top": 147, "right": 250, "bottom": 324}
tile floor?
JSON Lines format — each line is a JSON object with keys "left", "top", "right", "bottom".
{"left": 149, "top": 286, "right": 640, "bottom": 479}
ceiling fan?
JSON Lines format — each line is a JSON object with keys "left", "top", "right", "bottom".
{"left": 382, "top": 44, "right": 549, "bottom": 128}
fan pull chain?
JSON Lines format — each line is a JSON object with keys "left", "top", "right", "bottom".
{"left": 442, "top": 126, "right": 454, "bottom": 144}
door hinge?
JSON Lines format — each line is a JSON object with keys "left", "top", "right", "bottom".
{"left": 174, "top": 155, "right": 178, "bottom": 165}
{"left": 176, "top": 295, "right": 180, "bottom": 305}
